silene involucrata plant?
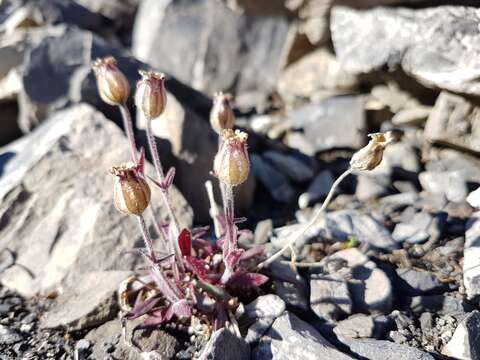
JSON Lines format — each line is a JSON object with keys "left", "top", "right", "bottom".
{"left": 92, "top": 56, "right": 394, "bottom": 342}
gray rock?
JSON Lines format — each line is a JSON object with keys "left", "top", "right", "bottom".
{"left": 86, "top": 318, "right": 178, "bottom": 360}
{"left": 270, "top": 261, "right": 308, "bottom": 311}
{"left": 285, "top": 96, "right": 366, "bottom": 152}
{"left": 310, "top": 273, "right": 352, "bottom": 321}
{"left": 253, "top": 311, "right": 353, "bottom": 360}
{"left": 379, "top": 141, "right": 421, "bottom": 177}
{"left": 133, "top": 0, "right": 289, "bottom": 97}
{"left": 391, "top": 106, "right": 432, "bottom": 126}
{"left": 0, "top": 105, "right": 192, "bottom": 296}
{"left": 41, "top": 271, "right": 129, "bottom": 330}
{"left": 442, "top": 310, "right": 480, "bottom": 360}
{"left": 425, "top": 92, "right": 480, "bottom": 155}
{"left": 396, "top": 268, "right": 445, "bottom": 296}
{"left": 419, "top": 170, "right": 469, "bottom": 203}
{"left": 254, "top": 219, "right": 273, "bottom": 245}
{"left": 199, "top": 328, "right": 250, "bottom": 360}
{"left": 467, "top": 187, "right": 480, "bottom": 208}
{"left": 350, "top": 266, "right": 393, "bottom": 314}
{"left": 331, "top": 6, "right": 480, "bottom": 97}
{"left": 408, "top": 295, "right": 474, "bottom": 317}
{"left": 251, "top": 154, "right": 295, "bottom": 203}
{"left": 323, "top": 249, "right": 393, "bottom": 314}
{"left": 284, "top": 132, "right": 316, "bottom": 156}
{"left": 334, "top": 314, "right": 375, "bottom": 339}
{"left": 278, "top": 49, "right": 358, "bottom": 102}
{"left": 240, "top": 294, "right": 286, "bottom": 344}
{"left": 18, "top": 24, "right": 211, "bottom": 131}
{"left": 341, "top": 338, "right": 435, "bottom": 360}
{"left": 298, "top": 170, "right": 334, "bottom": 209}
{"left": 464, "top": 212, "right": 480, "bottom": 299}
{"left": 0, "top": 0, "right": 108, "bottom": 35}
{"left": 319, "top": 210, "right": 398, "bottom": 250}
{"left": 223, "top": 0, "right": 289, "bottom": 16}
{"left": 392, "top": 212, "right": 446, "bottom": 244}
{"left": 263, "top": 151, "right": 313, "bottom": 183}
{"left": 425, "top": 149, "right": 480, "bottom": 184}
{"left": 0, "top": 325, "right": 23, "bottom": 345}
{"left": 355, "top": 173, "right": 390, "bottom": 201}
{"left": 73, "top": 0, "right": 139, "bottom": 32}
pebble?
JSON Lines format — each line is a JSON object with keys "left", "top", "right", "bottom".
{"left": 310, "top": 273, "right": 352, "bottom": 321}
{"left": 0, "top": 325, "right": 23, "bottom": 345}
{"left": 464, "top": 212, "right": 480, "bottom": 299}
{"left": 442, "top": 310, "right": 480, "bottom": 360}
{"left": 396, "top": 268, "right": 446, "bottom": 296}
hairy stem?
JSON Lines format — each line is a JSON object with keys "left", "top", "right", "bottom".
{"left": 258, "top": 168, "right": 353, "bottom": 269}
{"left": 220, "top": 182, "right": 236, "bottom": 284}
{"left": 205, "top": 180, "right": 222, "bottom": 238}
{"left": 119, "top": 104, "right": 137, "bottom": 163}
{"left": 137, "top": 215, "right": 156, "bottom": 261}
{"left": 145, "top": 119, "right": 184, "bottom": 272}
{"left": 137, "top": 215, "right": 183, "bottom": 302}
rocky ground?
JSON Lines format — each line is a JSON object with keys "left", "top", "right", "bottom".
{"left": 0, "top": 0, "right": 480, "bottom": 359}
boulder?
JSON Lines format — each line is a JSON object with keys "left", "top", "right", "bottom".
{"left": 133, "top": 0, "right": 289, "bottom": 97}
{"left": 332, "top": 6, "right": 480, "bottom": 97}
{"left": 253, "top": 311, "right": 353, "bottom": 360}
{"left": 425, "top": 92, "right": 480, "bottom": 155}
{"left": 464, "top": 213, "right": 480, "bottom": 299}
{"left": 0, "top": 104, "right": 192, "bottom": 296}
{"left": 442, "top": 310, "right": 480, "bottom": 360}
{"left": 278, "top": 49, "right": 357, "bottom": 103}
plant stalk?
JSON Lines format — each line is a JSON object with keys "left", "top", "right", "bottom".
{"left": 119, "top": 104, "right": 137, "bottom": 163}
{"left": 145, "top": 119, "right": 184, "bottom": 272}
{"left": 137, "top": 215, "right": 183, "bottom": 302}
{"left": 258, "top": 168, "right": 353, "bottom": 269}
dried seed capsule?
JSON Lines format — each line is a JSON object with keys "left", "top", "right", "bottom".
{"left": 135, "top": 70, "right": 167, "bottom": 120}
{"left": 92, "top": 56, "right": 130, "bottom": 106}
{"left": 214, "top": 129, "right": 249, "bottom": 186}
{"left": 110, "top": 163, "right": 151, "bottom": 215}
{"left": 210, "top": 92, "right": 235, "bottom": 134}
{"left": 350, "top": 131, "right": 394, "bottom": 171}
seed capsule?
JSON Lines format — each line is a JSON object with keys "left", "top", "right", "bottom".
{"left": 135, "top": 70, "right": 167, "bottom": 120}
{"left": 350, "top": 132, "right": 393, "bottom": 171}
{"left": 214, "top": 129, "right": 249, "bottom": 186}
{"left": 210, "top": 92, "right": 235, "bottom": 134}
{"left": 110, "top": 163, "right": 151, "bottom": 215}
{"left": 92, "top": 56, "right": 130, "bottom": 106}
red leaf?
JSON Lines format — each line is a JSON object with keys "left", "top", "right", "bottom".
{"left": 178, "top": 229, "right": 191, "bottom": 257}
{"left": 124, "top": 296, "right": 161, "bottom": 320}
{"left": 225, "top": 249, "right": 244, "bottom": 269}
{"left": 187, "top": 257, "right": 209, "bottom": 279}
{"left": 143, "top": 308, "right": 170, "bottom": 326}
{"left": 227, "top": 272, "right": 269, "bottom": 289}
{"left": 164, "top": 167, "right": 176, "bottom": 188}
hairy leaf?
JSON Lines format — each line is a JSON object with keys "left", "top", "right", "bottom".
{"left": 227, "top": 272, "right": 269, "bottom": 289}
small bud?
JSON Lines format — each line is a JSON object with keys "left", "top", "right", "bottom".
{"left": 92, "top": 56, "right": 130, "bottom": 106}
{"left": 135, "top": 70, "right": 167, "bottom": 120}
{"left": 350, "top": 131, "right": 394, "bottom": 171}
{"left": 214, "top": 129, "right": 249, "bottom": 186}
{"left": 210, "top": 92, "right": 235, "bottom": 134}
{"left": 110, "top": 163, "right": 151, "bottom": 215}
